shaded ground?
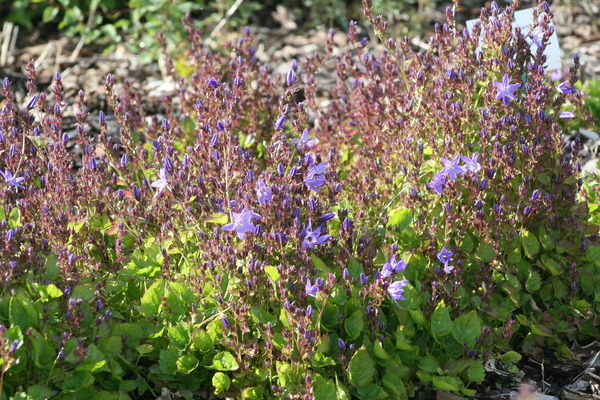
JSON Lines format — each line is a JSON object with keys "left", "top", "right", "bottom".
{"left": 0, "top": 2, "right": 599, "bottom": 399}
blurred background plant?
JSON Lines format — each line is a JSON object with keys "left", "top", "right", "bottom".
{"left": 0, "top": 0, "right": 437, "bottom": 63}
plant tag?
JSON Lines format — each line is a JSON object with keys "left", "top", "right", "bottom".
{"left": 466, "top": 7, "right": 562, "bottom": 72}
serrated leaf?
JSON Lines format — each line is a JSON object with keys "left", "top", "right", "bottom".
{"left": 460, "top": 233, "right": 474, "bottom": 253}
{"left": 356, "top": 383, "right": 388, "bottom": 399}
{"left": 452, "top": 311, "right": 481, "bottom": 346}
{"left": 387, "top": 208, "right": 413, "bottom": 230}
{"left": 431, "top": 301, "right": 453, "bottom": 337}
{"left": 311, "top": 254, "right": 334, "bottom": 273}
{"left": 212, "top": 372, "right": 231, "bottom": 393}
{"left": 168, "top": 324, "right": 191, "bottom": 350}
{"left": 314, "top": 378, "right": 337, "bottom": 400}
{"left": 476, "top": 240, "right": 495, "bottom": 262}
{"left": 177, "top": 353, "right": 198, "bottom": 374}
{"left": 345, "top": 310, "right": 364, "bottom": 340}
{"left": 348, "top": 346, "right": 375, "bottom": 387}
{"left": 468, "top": 361, "right": 485, "bottom": 383}
{"left": 539, "top": 254, "right": 562, "bottom": 276}
{"left": 500, "top": 351, "right": 522, "bottom": 364}
{"left": 211, "top": 351, "right": 239, "bottom": 371}
{"left": 431, "top": 376, "right": 461, "bottom": 392}
{"left": 525, "top": 271, "right": 541, "bottom": 292}
{"left": 521, "top": 230, "right": 540, "bottom": 259}
{"left": 159, "top": 350, "right": 179, "bottom": 374}
{"left": 140, "top": 279, "right": 166, "bottom": 317}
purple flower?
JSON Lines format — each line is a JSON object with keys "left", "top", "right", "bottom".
{"left": 292, "top": 129, "right": 315, "bottom": 149}
{"left": 287, "top": 68, "right": 296, "bottom": 86}
{"left": 208, "top": 77, "right": 219, "bottom": 88}
{"left": 493, "top": 74, "right": 521, "bottom": 105}
{"left": 559, "top": 111, "right": 575, "bottom": 119}
{"left": 150, "top": 167, "right": 169, "bottom": 198}
{"left": 380, "top": 255, "right": 407, "bottom": 278}
{"left": 530, "top": 28, "right": 544, "bottom": 48}
{"left": 1, "top": 169, "right": 25, "bottom": 189}
{"left": 428, "top": 173, "right": 446, "bottom": 195}
{"left": 440, "top": 155, "right": 466, "bottom": 181}
{"left": 305, "top": 278, "right": 319, "bottom": 297}
{"left": 557, "top": 81, "right": 576, "bottom": 94}
{"left": 304, "top": 162, "right": 328, "bottom": 192}
{"left": 275, "top": 115, "right": 286, "bottom": 130}
{"left": 461, "top": 153, "right": 482, "bottom": 173}
{"left": 222, "top": 208, "right": 262, "bottom": 240}
{"left": 388, "top": 280, "right": 409, "bottom": 306}
{"left": 256, "top": 179, "right": 272, "bottom": 205}
{"left": 437, "top": 246, "right": 454, "bottom": 273}
{"left": 302, "top": 220, "right": 330, "bottom": 249}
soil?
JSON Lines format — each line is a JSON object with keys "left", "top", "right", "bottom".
{"left": 0, "top": 1, "right": 599, "bottom": 399}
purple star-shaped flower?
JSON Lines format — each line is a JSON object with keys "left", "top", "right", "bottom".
{"left": 493, "top": 74, "right": 521, "bottom": 106}
{"left": 301, "top": 220, "right": 330, "bottom": 249}
{"left": 461, "top": 152, "right": 482, "bottom": 173}
{"left": 305, "top": 278, "right": 319, "bottom": 298}
{"left": 222, "top": 207, "right": 262, "bottom": 240}
{"left": 440, "top": 155, "right": 466, "bottom": 181}
{"left": 557, "top": 81, "right": 576, "bottom": 94}
{"left": 428, "top": 173, "right": 446, "bottom": 195}
{"left": 388, "top": 280, "right": 409, "bottom": 306}
{"left": 437, "top": 246, "right": 454, "bottom": 273}
{"left": 0, "top": 169, "right": 25, "bottom": 189}
{"left": 256, "top": 178, "right": 272, "bottom": 205}
{"left": 292, "top": 129, "right": 316, "bottom": 149}
{"left": 150, "top": 167, "right": 169, "bottom": 198}
{"left": 380, "top": 255, "right": 408, "bottom": 278}
{"left": 559, "top": 111, "right": 575, "bottom": 119}
{"left": 304, "top": 162, "right": 328, "bottom": 192}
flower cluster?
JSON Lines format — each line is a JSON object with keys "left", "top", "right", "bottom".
{"left": 428, "top": 153, "right": 482, "bottom": 195}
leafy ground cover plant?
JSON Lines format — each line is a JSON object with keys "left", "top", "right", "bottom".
{"left": 0, "top": 0, "right": 598, "bottom": 399}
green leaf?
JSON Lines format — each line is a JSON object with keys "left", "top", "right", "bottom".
{"left": 348, "top": 257, "right": 365, "bottom": 280}
{"left": 212, "top": 372, "right": 231, "bottom": 393}
{"left": 387, "top": 208, "right": 413, "bottom": 230}
{"left": 177, "top": 353, "right": 199, "bottom": 374}
{"left": 264, "top": 265, "right": 280, "bottom": 284}
{"left": 382, "top": 371, "right": 407, "bottom": 398}
{"left": 476, "top": 240, "right": 495, "bottom": 262}
{"left": 505, "top": 245, "right": 522, "bottom": 264}
{"left": 418, "top": 355, "right": 440, "bottom": 373}
{"left": 431, "top": 376, "right": 461, "bottom": 392}
{"left": 539, "top": 254, "right": 563, "bottom": 276}
{"left": 251, "top": 307, "right": 276, "bottom": 326}
{"left": 345, "top": 310, "right": 364, "bottom": 340}
{"left": 431, "top": 301, "right": 453, "bottom": 337}
{"left": 468, "top": 361, "right": 485, "bottom": 383}
{"left": 159, "top": 350, "right": 179, "bottom": 374}
{"left": 460, "top": 233, "right": 474, "bottom": 253}
{"left": 500, "top": 351, "right": 522, "bottom": 364}
{"left": 60, "top": 369, "right": 95, "bottom": 392}
{"left": 348, "top": 346, "right": 375, "bottom": 387}
{"left": 211, "top": 351, "right": 239, "bottom": 371}
{"left": 242, "top": 386, "right": 265, "bottom": 399}
{"left": 525, "top": 271, "right": 541, "bottom": 292}
{"left": 27, "top": 385, "right": 55, "bottom": 400}
{"left": 140, "top": 279, "right": 166, "bottom": 317}
{"left": 314, "top": 378, "right": 337, "bottom": 400}
{"left": 192, "top": 327, "right": 213, "bottom": 352}
{"left": 452, "top": 311, "right": 481, "bottom": 346}
{"left": 586, "top": 245, "right": 600, "bottom": 264}
{"left": 276, "top": 362, "right": 293, "bottom": 389}
{"left": 356, "top": 383, "right": 389, "bottom": 399}
{"left": 99, "top": 336, "right": 123, "bottom": 359}
{"left": 71, "top": 284, "right": 96, "bottom": 301}
{"left": 31, "top": 329, "right": 56, "bottom": 369}
{"left": 168, "top": 324, "right": 191, "bottom": 350}
{"left": 205, "top": 212, "right": 229, "bottom": 224}
{"left": 9, "top": 294, "right": 38, "bottom": 331}
{"left": 311, "top": 254, "right": 334, "bottom": 273}
{"left": 521, "top": 230, "right": 540, "bottom": 259}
